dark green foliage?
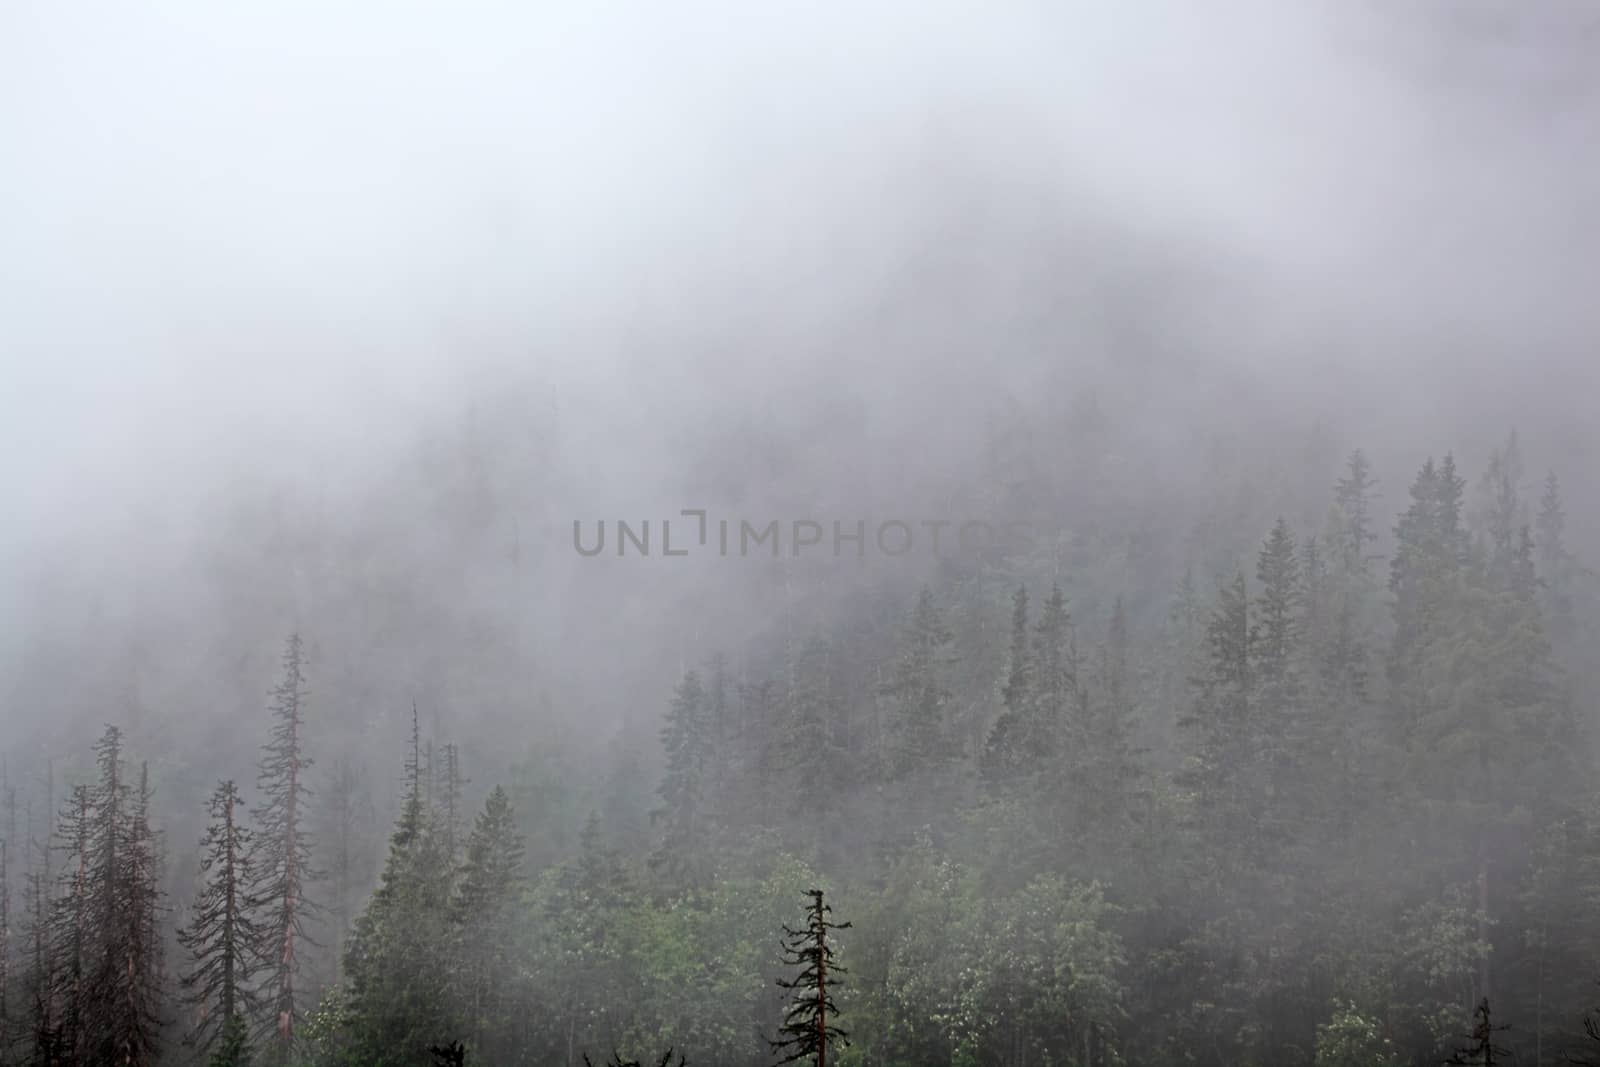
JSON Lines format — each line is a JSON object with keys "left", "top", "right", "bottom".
{"left": 209, "top": 1013, "right": 253, "bottom": 1067}
{"left": 427, "top": 1040, "right": 464, "bottom": 1066}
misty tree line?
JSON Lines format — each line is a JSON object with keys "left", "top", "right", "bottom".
{"left": 3, "top": 429, "right": 1600, "bottom": 1066}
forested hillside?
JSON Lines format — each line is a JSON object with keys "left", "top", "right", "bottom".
{"left": 3, "top": 420, "right": 1600, "bottom": 1067}
{"left": 6, "top": 1, "right": 1600, "bottom": 1065}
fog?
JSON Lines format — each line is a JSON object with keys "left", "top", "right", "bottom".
{"left": 2, "top": 3, "right": 1599, "bottom": 1064}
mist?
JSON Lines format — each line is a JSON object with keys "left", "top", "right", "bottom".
{"left": 2, "top": 2, "right": 1599, "bottom": 1065}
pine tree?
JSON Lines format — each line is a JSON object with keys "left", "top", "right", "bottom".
{"left": 178, "top": 781, "right": 261, "bottom": 1063}
{"left": 341, "top": 705, "right": 456, "bottom": 1067}
{"left": 1535, "top": 471, "right": 1576, "bottom": 644}
{"left": 1389, "top": 456, "right": 1468, "bottom": 740}
{"left": 650, "top": 670, "right": 709, "bottom": 889}
{"left": 81, "top": 728, "right": 162, "bottom": 1066}
{"left": 1332, "top": 448, "right": 1379, "bottom": 576}
{"left": 1180, "top": 573, "right": 1254, "bottom": 853}
{"left": 249, "top": 633, "right": 316, "bottom": 1061}
{"left": 1477, "top": 432, "right": 1526, "bottom": 592}
{"left": 121, "top": 762, "right": 164, "bottom": 1067}
{"left": 771, "top": 889, "right": 850, "bottom": 1067}
{"left": 984, "top": 586, "right": 1039, "bottom": 780}
{"left": 1001, "top": 585, "right": 1032, "bottom": 717}
{"left": 780, "top": 635, "right": 850, "bottom": 851}
{"left": 1252, "top": 518, "right": 1302, "bottom": 686}
{"left": 450, "top": 786, "right": 525, "bottom": 1063}
{"left": 433, "top": 743, "right": 467, "bottom": 868}
{"left": 47, "top": 785, "right": 90, "bottom": 1066}
{"left": 1083, "top": 596, "right": 1139, "bottom": 832}
{"left": 1252, "top": 520, "right": 1304, "bottom": 831}
{"left": 879, "top": 587, "right": 956, "bottom": 776}
{"left": 23, "top": 832, "right": 58, "bottom": 1066}
{"left": 1032, "top": 582, "right": 1077, "bottom": 759}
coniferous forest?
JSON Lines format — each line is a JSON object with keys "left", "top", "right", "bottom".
{"left": 6, "top": 429, "right": 1600, "bottom": 1067}
{"left": 6, "top": 2, "right": 1600, "bottom": 1066}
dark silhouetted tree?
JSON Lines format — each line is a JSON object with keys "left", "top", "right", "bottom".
{"left": 178, "top": 781, "right": 261, "bottom": 1064}
{"left": 771, "top": 889, "right": 850, "bottom": 1067}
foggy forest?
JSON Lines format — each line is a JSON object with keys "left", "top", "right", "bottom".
{"left": 3, "top": 1, "right": 1600, "bottom": 1065}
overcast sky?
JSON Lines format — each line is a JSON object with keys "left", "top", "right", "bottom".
{"left": 3, "top": 0, "right": 1598, "bottom": 609}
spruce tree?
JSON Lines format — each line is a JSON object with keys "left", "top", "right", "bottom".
{"left": 80, "top": 727, "right": 162, "bottom": 1066}
{"left": 433, "top": 743, "right": 467, "bottom": 867}
{"left": 249, "top": 633, "right": 316, "bottom": 1061}
{"left": 1031, "top": 582, "right": 1076, "bottom": 759}
{"left": 1535, "top": 471, "right": 1576, "bottom": 644}
{"left": 1179, "top": 573, "right": 1254, "bottom": 853}
{"left": 178, "top": 781, "right": 261, "bottom": 1063}
{"left": 1252, "top": 518, "right": 1302, "bottom": 686}
{"left": 983, "top": 586, "right": 1038, "bottom": 781}
{"left": 450, "top": 786, "right": 525, "bottom": 1063}
{"left": 879, "top": 587, "right": 956, "bottom": 776}
{"left": 47, "top": 785, "right": 90, "bottom": 1066}
{"left": 121, "top": 761, "right": 163, "bottom": 1067}
{"left": 1477, "top": 432, "right": 1526, "bottom": 591}
{"left": 650, "top": 671, "right": 709, "bottom": 889}
{"left": 780, "top": 635, "right": 850, "bottom": 853}
{"left": 1083, "top": 596, "right": 1139, "bottom": 833}
{"left": 771, "top": 889, "right": 850, "bottom": 1067}
{"left": 341, "top": 704, "right": 456, "bottom": 1066}
{"left": 1332, "top": 448, "right": 1379, "bottom": 576}
{"left": 23, "top": 835, "right": 58, "bottom": 1066}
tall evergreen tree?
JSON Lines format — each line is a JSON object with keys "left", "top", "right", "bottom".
{"left": 650, "top": 670, "right": 710, "bottom": 890}
{"left": 47, "top": 785, "right": 91, "bottom": 1067}
{"left": 780, "top": 635, "right": 850, "bottom": 851}
{"left": 1477, "top": 432, "right": 1526, "bottom": 591}
{"left": 879, "top": 587, "right": 956, "bottom": 776}
{"left": 1180, "top": 573, "right": 1255, "bottom": 854}
{"left": 249, "top": 633, "right": 316, "bottom": 1060}
{"left": 450, "top": 786, "right": 526, "bottom": 1063}
{"left": 1535, "top": 471, "right": 1577, "bottom": 644}
{"left": 983, "top": 586, "right": 1039, "bottom": 780}
{"left": 23, "top": 837, "right": 59, "bottom": 1067}
{"left": 1252, "top": 518, "right": 1303, "bottom": 686}
{"left": 433, "top": 743, "right": 467, "bottom": 868}
{"left": 82, "top": 728, "right": 162, "bottom": 1066}
{"left": 1032, "top": 582, "right": 1078, "bottom": 758}
{"left": 1332, "top": 448, "right": 1379, "bottom": 576}
{"left": 178, "top": 781, "right": 261, "bottom": 1064}
{"left": 771, "top": 889, "right": 850, "bottom": 1067}
{"left": 341, "top": 705, "right": 456, "bottom": 1067}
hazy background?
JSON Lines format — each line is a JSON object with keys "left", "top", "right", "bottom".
{"left": 3, "top": 0, "right": 1597, "bottom": 774}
